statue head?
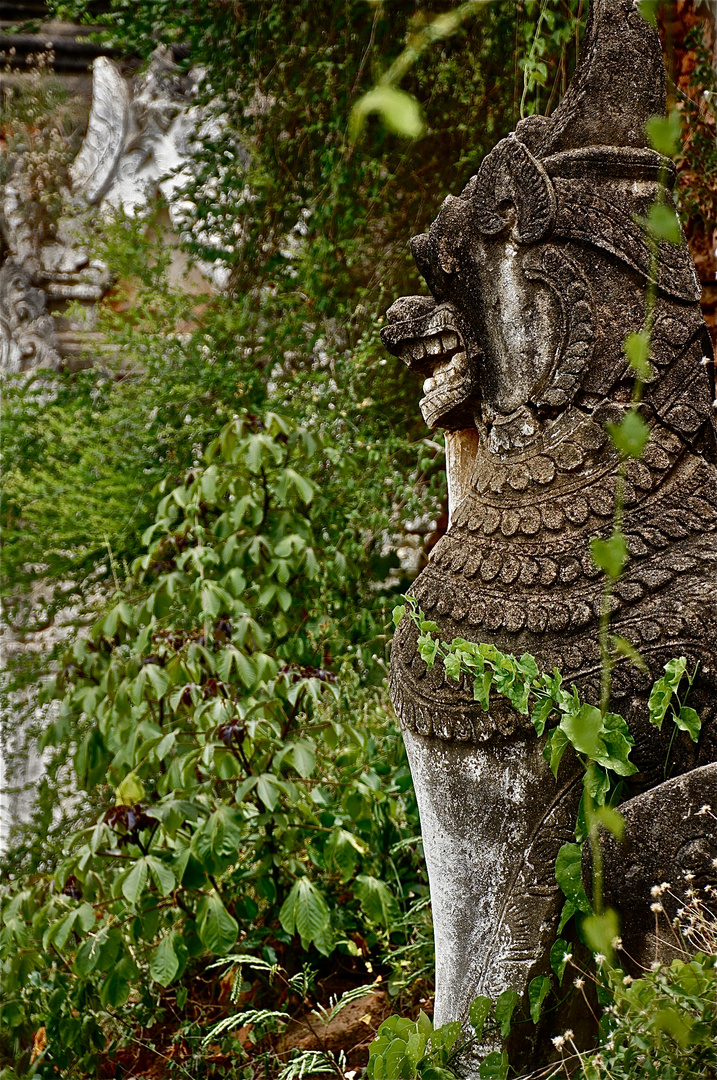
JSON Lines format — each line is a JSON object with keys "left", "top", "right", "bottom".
{"left": 381, "top": 0, "right": 708, "bottom": 451}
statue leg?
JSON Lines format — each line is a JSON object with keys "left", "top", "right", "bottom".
{"left": 404, "top": 727, "right": 581, "bottom": 1067}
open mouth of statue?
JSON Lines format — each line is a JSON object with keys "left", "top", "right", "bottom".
{"left": 381, "top": 301, "right": 477, "bottom": 429}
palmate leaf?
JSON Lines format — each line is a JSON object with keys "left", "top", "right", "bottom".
{"left": 279, "top": 878, "right": 331, "bottom": 950}
{"left": 196, "top": 892, "right": 239, "bottom": 955}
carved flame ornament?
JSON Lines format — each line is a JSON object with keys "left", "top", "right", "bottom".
{"left": 383, "top": 0, "right": 716, "bottom": 1069}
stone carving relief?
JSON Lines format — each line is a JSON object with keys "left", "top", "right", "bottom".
{"left": 0, "top": 46, "right": 211, "bottom": 373}
{"left": 0, "top": 258, "right": 60, "bottom": 372}
{"left": 383, "top": 0, "right": 717, "bottom": 1070}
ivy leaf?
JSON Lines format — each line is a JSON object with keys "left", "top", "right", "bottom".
{"left": 643, "top": 203, "right": 683, "bottom": 246}
{"left": 495, "top": 989, "right": 519, "bottom": 1038}
{"left": 611, "top": 635, "right": 649, "bottom": 674}
{"left": 555, "top": 842, "right": 591, "bottom": 915}
{"left": 606, "top": 411, "right": 650, "bottom": 459}
{"left": 675, "top": 706, "right": 702, "bottom": 743}
{"left": 531, "top": 696, "right": 554, "bottom": 736}
{"left": 645, "top": 111, "right": 682, "bottom": 157}
{"left": 468, "top": 996, "right": 492, "bottom": 1041}
{"left": 623, "top": 331, "right": 652, "bottom": 379}
{"left": 479, "top": 1051, "right": 510, "bottom": 1080}
{"left": 544, "top": 726, "right": 570, "bottom": 778}
{"left": 392, "top": 604, "right": 406, "bottom": 627}
{"left": 648, "top": 657, "right": 687, "bottom": 729}
{"left": 591, "top": 531, "right": 628, "bottom": 580}
{"left": 418, "top": 635, "right": 439, "bottom": 670}
{"left": 550, "top": 938, "right": 571, "bottom": 984}
{"left": 443, "top": 653, "right": 462, "bottom": 682}
{"left": 196, "top": 892, "right": 239, "bottom": 954}
{"left": 473, "top": 670, "right": 492, "bottom": 710}
{"left": 582, "top": 907, "right": 620, "bottom": 962}
{"left": 528, "top": 975, "right": 551, "bottom": 1024}
{"left": 595, "top": 806, "right": 625, "bottom": 842}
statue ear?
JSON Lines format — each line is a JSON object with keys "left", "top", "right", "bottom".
{"left": 466, "top": 137, "right": 556, "bottom": 245}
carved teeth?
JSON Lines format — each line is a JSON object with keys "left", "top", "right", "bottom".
{"left": 423, "top": 377, "right": 437, "bottom": 393}
{"left": 441, "top": 331, "right": 459, "bottom": 350}
{"left": 411, "top": 341, "right": 426, "bottom": 361}
{"left": 426, "top": 337, "right": 443, "bottom": 355}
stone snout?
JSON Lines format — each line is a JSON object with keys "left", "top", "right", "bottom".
{"left": 381, "top": 297, "right": 480, "bottom": 430}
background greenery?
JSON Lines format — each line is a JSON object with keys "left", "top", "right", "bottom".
{"left": 1, "top": 2, "right": 715, "bottom": 1077}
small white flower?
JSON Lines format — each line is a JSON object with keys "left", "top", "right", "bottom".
{"left": 650, "top": 902, "right": 663, "bottom": 913}
{"left": 623, "top": 975, "right": 633, "bottom": 985}
{"left": 562, "top": 952, "right": 573, "bottom": 965}
{"left": 612, "top": 936, "right": 623, "bottom": 950}
{"left": 651, "top": 884, "right": 663, "bottom": 897}
{"left": 552, "top": 1035, "right": 565, "bottom": 1050}
{"left": 697, "top": 804, "right": 712, "bottom": 816}
{"left": 594, "top": 953, "right": 606, "bottom": 966}
{"left": 574, "top": 976, "right": 585, "bottom": 990}
{"left": 684, "top": 871, "right": 695, "bottom": 881}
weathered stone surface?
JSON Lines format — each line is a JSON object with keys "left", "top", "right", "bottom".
{"left": 0, "top": 258, "right": 60, "bottom": 372}
{"left": 584, "top": 763, "right": 717, "bottom": 972}
{"left": 383, "top": 0, "right": 717, "bottom": 1070}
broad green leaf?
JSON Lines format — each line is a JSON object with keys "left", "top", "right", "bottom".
{"left": 256, "top": 774, "right": 281, "bottom": 811}
{"left": 279, "top": 877, "right": 331, "bottom": 949}
{"left": 196, "top": 892, "right": 238, "bottom": 954}
{"left": 146, "top": 856, "right": 176, "bottom": 896}
{"left": 350, "top": 85, "right": 424, "bottom": 141}
{"left": 77, "top": 902, "right": 96, "bottom": 933}
{"left": 150, "top": 932, "right": 180, "bottom": 986}
{"left": 99, "top": 966, "right": 130, "bottom": 1009}
{"left": 115, "top": 772, "right": 145, "bottom": 806}
{"left": 288, "top": 740, "right": 316, "bottom": 779}
{"left": 355, "top": 875, "right": 399, "bottom": 928}
{"left": 392, "top": 604, "right": 406, "bottom": 627}
{"left": 144, "top": 664, "right": 170, "bottom": 699}
{"left": 122, "top": 858, "right": 149, "bottom": 904}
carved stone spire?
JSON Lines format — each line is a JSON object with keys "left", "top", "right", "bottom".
{"left": 516, "top": 0, "right": 667, "bottom": 156}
